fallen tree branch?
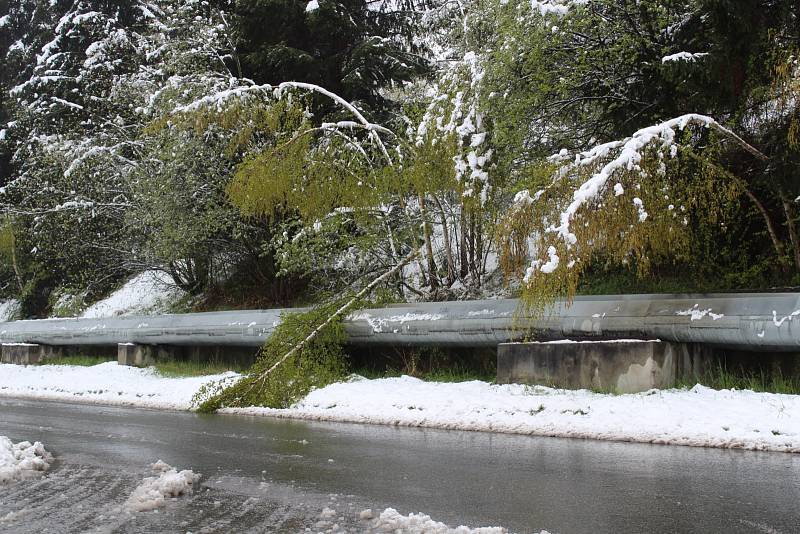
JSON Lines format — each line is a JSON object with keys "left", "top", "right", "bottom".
{"left": 255, "top": 246, "right": 422, "bottom": 388}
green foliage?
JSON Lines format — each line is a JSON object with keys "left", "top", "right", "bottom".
{"left": 488, "top": 0, "right": 800, "bottom": 308}
{"left": 351, "top": 345, "right": 496, "bottom": 382}
{"left": 676, "top": 363, "right": 800, "bottom": 395}
{"left": 48, "top": 288, "right": 85, "bottom": 318}
{"left": 233, "top": 0, "right": 428, "bottom": 116}
{"left": 194, "top": 302, "right": 348, "bottom": 411}
{"left": 222, "top": 98, "right": 385, "bottom": 225}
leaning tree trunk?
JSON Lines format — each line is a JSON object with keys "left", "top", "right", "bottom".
{"left": 254, "top": 247, "right": 422, "bottom": 388}
{"left": 459, "top": 205, "right": 469, "bottom": 279}
{"left": 781, "top": 196, "right": 800, "bottom": 272}
{"left": 419, "top": 194, "right": 439, "bottom": 289}
{"left": 432, "top": 193, "right": 456, "bottom": 286}
{"left": 745, "top": 189, "right": 788, "bottom": 271}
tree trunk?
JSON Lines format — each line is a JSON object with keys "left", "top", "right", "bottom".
{"left": 459, "top": 205, "right": 469, "bottom": 279}
{"left": 468, "top": 213, "right": 477, "bottom": 279}
{"left": 419, "top": 194, "right": 438, "bottom": 289}
{"left": 745, "top": 189, "right": 787, "bottom": 270}
{"left": 9, "top": 231, "right": 23, "bottom": 294}
{"left": 432, "top": 194, "right": 456, "bottom": 286}
{"left": 384, "top": 217, "right": 405, "bottom": 298}
{"left": 781, "top": 196, "right": 800, "bottom": 272}
{"left": 475, "top": 207, "right": 484, "bottom": 288}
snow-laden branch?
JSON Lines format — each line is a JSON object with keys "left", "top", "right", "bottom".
{"left": 278, "top": 82, "right": 394, "bottom": 165}
{"left": 528, "top": 0, "right": 589, "bottom": 17}
{"left": 533, "top": 113, "right": 766, "bottom": 246}
{"left": 662, "top": 52, "right": 709, "bottom": 64}
{"left": 173, "top": 81, "right": 395, "bottom": 165}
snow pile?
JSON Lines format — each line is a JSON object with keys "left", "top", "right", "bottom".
{"left": 224, "top": 376, "right": 800, "bottom": 453}
{"left": 370, "top": 508, "right": 513, "bottom": 533}
{"left": 125, "top": 460, "right": 200, "bottom": 512}
{"left": 0, "top": 299, "right": 20, "bottom": 322}
{"left": 0, "top": 361, "right": 238, "bottom": 410}
{"left": 81, "top": 271, "right": 185, "bottom": 318}
{"left": 0, "top": 436, "right": 53, "bottom": 484}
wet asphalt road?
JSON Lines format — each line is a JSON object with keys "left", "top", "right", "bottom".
{"left": 1, "top": 397, "right": 799, "bottom": 533}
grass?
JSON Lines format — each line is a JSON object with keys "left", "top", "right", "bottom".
{"left": 677, "top": 364, "right": 800, "bottom": 395}
{"left": 352, "top": 366, "right": 494, "bottom": 383}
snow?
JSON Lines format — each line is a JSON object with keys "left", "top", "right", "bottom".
{"left": 530, "top": 0, "right": 586, "bottom": 17}
{"left": 224, "top": 376, "right": 800, "bottom": 453}
{"left": 306, "top": 0, "right": 320, "bottom": 12}
{"left": 676, "top": 304, "right": 724, "bottom": 321}
{"left": 0, "top": 300, "right": 20, "bottom": 322}
{"left": 0, "top": 436, "right": 53, "bottom": 484}
{"left": 0, "top": 361, "right": 237, "bottom": 410}
{"left": 772, "top": 309, "right": 800, "bottom": 327}
{"left": 632, "top": 197, "right": 648, "bottom": 222}
{"left": 81, "top": 271, "right": 185, "bottom": 318}
{"left": 529, "top": 339, "right": 657, "bottom": 344}
{"left": 348, "top": 312, "right": 445, "bottom": 333}
{"left": 532, "top": 113, "right": 754, "bottom": 248}
{"left": 523, "top": 246, "right": 559, "bottom": 281}
{"left": 2, "top": 362, "right": 799, "bottom": 454}
{"left": 662, "top": 52, "right": 709, "bottom": 63}
{"left": 369, "top": 507, "right": 516, "bottom": 533}
{"left": 125, "top": 460, "right": 200, "bottom": 512}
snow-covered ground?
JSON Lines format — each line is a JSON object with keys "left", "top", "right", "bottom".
{"left": 80, "top": 270, "right": 185, "bottom": 318}
{"left": 224, "top": 375, "right": 800, "bottom": 453}
{"left": 1, "top": 362, "right": 798, "bottom": 453}
{"left": 0, "top": 361, "right": 233, "bottom": 410}
{"left": 0, "top": 299, "right": 19, "bottom": 322}
{"left": 0, "top": 436, "right": 52, "bottom": 484}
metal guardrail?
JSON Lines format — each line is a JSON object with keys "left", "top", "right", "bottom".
{"left": 1, "top": 293, "right": 799, "bottom": 351}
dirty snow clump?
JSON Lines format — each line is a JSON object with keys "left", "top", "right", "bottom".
{"left": 0, "top": 436, "right": 53, "bottom": 484}
{"left": 369, "top": 507, "right": 518, "bottom": 533}
{"left": 125, "top": 460, "right": 200, "bottom": 512}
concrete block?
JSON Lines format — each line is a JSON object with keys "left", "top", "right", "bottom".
{"left": 117, "top": 343, "right": 156, "bottom": 367}
{"left": 1, "top": 343, "right": 43, "bottom": 365}
{"left": 497, "top": 340, "right": 683, "bottom": 393}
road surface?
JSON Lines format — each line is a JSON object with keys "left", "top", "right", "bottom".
{"left": 1, "top": 398, "right": 799, "bottom": 533}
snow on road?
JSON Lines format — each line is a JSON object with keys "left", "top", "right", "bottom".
{"left": 368, "top": 508, "right": 520, "bottom": 533}
{"left": 0, "top": 436, "right": 52, "bottom": 484}
{"left": 224, "top": 375, "right": 800, "bottom": 453}
{"left": 125, "top": 460, "right": 201, "bottom": 512}
{"left": 1, "top": 362, "right": 799, "bottom": 453}
{"left": 0, "top": 361, "right": 235, "bottom": 410}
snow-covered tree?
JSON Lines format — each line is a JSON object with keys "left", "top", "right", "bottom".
{"left": 486, "top": 0, "right": 800, "bottom": 307}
